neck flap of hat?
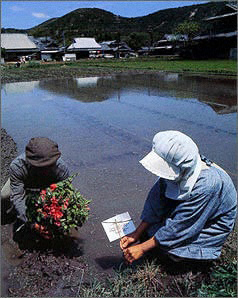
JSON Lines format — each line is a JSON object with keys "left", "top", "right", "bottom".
{"left": 153, "top": 131, "right": 202, "bottom": 200}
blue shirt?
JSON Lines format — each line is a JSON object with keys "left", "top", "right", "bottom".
{"left": 141, "top": 165, "right": 237, "bottom": 260}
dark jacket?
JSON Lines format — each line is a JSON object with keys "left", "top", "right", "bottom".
{"left": 10, "top": 153, "right": 69, "bottom": 222}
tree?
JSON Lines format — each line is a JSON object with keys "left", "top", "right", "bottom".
{"left": 125, "top": 32, "right": 150, "bottom": 50}
{"left": 174, "top": 21, "right": 200, "bottom": 40}
{"left": 173, "top": 21, "right": 201, "bottom": 59}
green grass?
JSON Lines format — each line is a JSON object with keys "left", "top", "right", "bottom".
{"left": 80, "top": 258, "right": 237, "bottom": 297}
{"left": 4, "top": 57, "right": 237, "bottom": 76}
{"left": 196, "top": 261, "right": 237, "bottom": 297}
{"left": 81, "top": 260, "right": 167, "bottom": 297}
{"left": 63, "top": 58, "right": 237, "bottom": 75}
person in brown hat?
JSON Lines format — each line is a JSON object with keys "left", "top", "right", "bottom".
{"left": 1, "top": 137, "right": 69, "bottom": 238}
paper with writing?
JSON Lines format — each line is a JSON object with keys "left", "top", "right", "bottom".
{"left": 102, "top": 212, "right": 136, "bottom": 242}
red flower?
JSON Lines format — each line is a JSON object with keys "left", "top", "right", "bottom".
{"left": 55, "top": 221, "right": 61, "bottom": 227}
{"left": 50, "top": 184, "right": 57, "bottom": 191}
{"left": 51, "top": 196, "right": 58, "bottom": 204}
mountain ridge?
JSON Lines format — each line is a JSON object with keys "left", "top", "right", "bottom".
{"left": 2, "top": 2, "right": 230, "bottom": 47}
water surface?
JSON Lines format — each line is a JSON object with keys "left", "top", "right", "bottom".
{"left": 2, "top": 73, "right": 237, "bottom": 273}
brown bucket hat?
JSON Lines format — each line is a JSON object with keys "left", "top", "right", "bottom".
{"left": 25, "top": 137, "right": 61, "bottom": 167}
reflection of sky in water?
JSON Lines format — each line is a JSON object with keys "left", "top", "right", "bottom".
{"left": 2, "top": 74, "right": 237, "bottom": 184}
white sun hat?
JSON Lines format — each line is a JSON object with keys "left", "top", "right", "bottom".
{"left": 140, "top": 130, "right": 202, "bottom": 200}
{"left": 139, "top": 150, "right": 180, "bottom": 180}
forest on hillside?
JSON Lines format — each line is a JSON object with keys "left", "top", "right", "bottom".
{"left": 2, "top": 1, "right": 233, "bottom": 49}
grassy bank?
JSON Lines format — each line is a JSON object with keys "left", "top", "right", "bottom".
{"left": 80, "top": 257, "right": 237, "bottom": 297}
{"left": 2, "top": 58, "right": 237, "bottom": 83}
{"left": 70, "top": 58, "right": 237, "bottom": 74}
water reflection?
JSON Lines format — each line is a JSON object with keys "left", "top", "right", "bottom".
{"left": 2, "top": 81, "right": 39, "bottom": 94}
{"left": 37, "top": 74, "right": 237, "bottom": 114}
{"left": 39, "top": 76, "right": 115, "bottom": 102}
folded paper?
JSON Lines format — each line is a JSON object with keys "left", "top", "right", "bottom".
{"left": 102, "top": 212, "right": 136, "bottom": 242}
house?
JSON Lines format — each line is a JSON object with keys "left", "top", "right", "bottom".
{"left": 99, "top": 42, "right": 114, "bottom": 58}
{"left": 138, "top": 34, "right": 187, "bottom": 56}
{"left": 30, "top": 36, "right": 62, "bottom": 61}
{"left": 193, "top": 2, "right": 237, "bottom": 59}
{"left": 100, "top": 40, "right": 134, "bottom": 58}
{"left": 62, "top": 53, "right": 76, "bottom": 62}
{"left": 67, "top": 37, "right": 102, "bottom": 59}
{"left": 1, "top": 33, "right": 40, "bottom": 61}
{"left": 152, "top": 34, "right": 188, "bottom": 56}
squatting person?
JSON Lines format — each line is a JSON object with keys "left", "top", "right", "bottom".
{"left": 1, "top": 137, "right": 69, "bottom": 238}
{"left": 120, "top": 130, "right": 237, "bottom": 263}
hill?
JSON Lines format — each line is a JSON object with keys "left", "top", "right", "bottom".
{"left": 2, "top": 2, "right": 230, "bottom": 47}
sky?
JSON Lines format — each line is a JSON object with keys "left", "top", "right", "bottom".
{"left": 2, "top": 1, "right": 207, "bottom": 29}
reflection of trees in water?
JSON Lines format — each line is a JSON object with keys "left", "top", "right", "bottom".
{"left": 38, "top": 74, "right": 236, "bottom": 114}
{"left": 38, "top": 77, "right": 115, "bottom": 102}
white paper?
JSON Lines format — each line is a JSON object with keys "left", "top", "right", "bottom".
{"left": 102, "top": 212, "right": 136, "bottom": 242}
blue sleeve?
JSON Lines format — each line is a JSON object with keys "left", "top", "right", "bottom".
{"left": 56, "top": 158, "right": 70, "bottom": 181}
{"left": 141, "top": 179, "right": 177, "bottom": 224}
{"left": 154, "top": 175, "right": 219, "bottom": 249}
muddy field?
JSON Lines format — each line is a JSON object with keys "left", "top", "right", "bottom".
{"left": 1, "top": 65, "right": 153, "bottom": 84}
{"left": 1, "top": 67, "right": 237, "bottom": 296}
{"left": 1, "top": 129, "right": 91, "bottom": 297}
{"left": 1, "top": 128, "right": 236, "bottom": 297}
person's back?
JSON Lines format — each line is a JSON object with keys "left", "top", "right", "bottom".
{"left": 2, "top": 137, "right": 69, "bottom": 225}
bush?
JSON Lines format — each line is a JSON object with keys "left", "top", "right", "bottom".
{"left": 26, "top": 61, "right": 41, "bottom": 68}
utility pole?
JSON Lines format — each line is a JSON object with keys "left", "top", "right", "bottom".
{"left": 62, "top": 31, "right": 66, "bottom": 53}
{"left": 115, "top": 15, "right": 120, "bottom": 58}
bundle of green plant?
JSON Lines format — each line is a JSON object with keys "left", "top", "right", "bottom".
{"left": 26, "top": 174, "right": 90, "bottom": 238}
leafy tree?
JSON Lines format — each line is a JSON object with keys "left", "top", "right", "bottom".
{"left": 125, "top": 32, "right": 150, "bottom": 50}
{"left": 174, "top": 21, "right": 200, "bottom": 40}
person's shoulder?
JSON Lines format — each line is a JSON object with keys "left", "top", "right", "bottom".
{"left": 10, "top": 153, "right": 26, "bottom": 169}
{"left": 10, "top": 153, "right": 28, "bottom": 178}
{"left": 55, "top": 158, "right": 70, "bottom": 178}
{"left": 192, "top": 167, "right": 222, "bottom": 196}
{"left": 56, "top": 157, "right": 68, "bottom": 168}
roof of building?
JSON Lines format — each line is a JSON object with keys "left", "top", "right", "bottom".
{"left": 99, "top": 43, "right": 112, "bottom": 51}
{"left": 194, "top": 31, "right": 237, "bottom": 40}
{"left": 1, "top": 33, "right": 38, "bottom": 50}
{"left": 205, "top": 11, "right": 237, "bottom": 21}
{"left": 100, "top": 40, "right": 117, "bottom": 45}
{"left": 67, "top": 38, "right": 101, "bottom": 51}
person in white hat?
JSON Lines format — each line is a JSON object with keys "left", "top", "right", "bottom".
{"left": 120, "top": 130, "right": 237, "bottom": 263}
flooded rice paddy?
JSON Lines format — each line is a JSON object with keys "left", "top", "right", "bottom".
{"left": 2, "top": 73, "right": 237, "bottom": 277}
